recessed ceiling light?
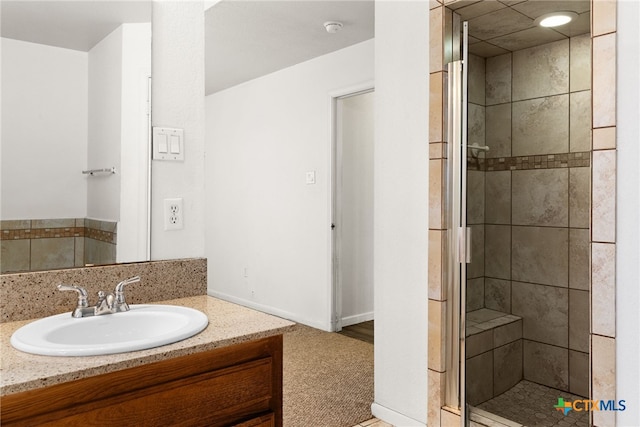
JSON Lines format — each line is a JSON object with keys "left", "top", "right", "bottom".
{"left": 534, "top": 11, "right": 579, "bottom": 28}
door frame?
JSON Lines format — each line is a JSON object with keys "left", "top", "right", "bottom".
{"left": 328, "top": 81, "right": 375, "bottom": 332}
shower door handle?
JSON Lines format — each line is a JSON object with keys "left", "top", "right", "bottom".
{"left": 457, "top": 227, "right": 472, "bottom": 264}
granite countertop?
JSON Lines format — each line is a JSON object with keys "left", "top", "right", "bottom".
{"left": 0, "top": 295, "right": 295, "bottom": 396}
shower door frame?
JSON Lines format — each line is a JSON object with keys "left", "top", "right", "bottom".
{"left": 444, "top": 21, "right": 469, "bottom": 424}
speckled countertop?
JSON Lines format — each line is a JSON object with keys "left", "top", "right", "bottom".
{"left": 0, "top": 295, "right": 295, "bottom": 396}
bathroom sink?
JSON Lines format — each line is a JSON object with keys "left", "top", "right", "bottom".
{"left": 10, "top": 305, "right": 209, "bottom": 357}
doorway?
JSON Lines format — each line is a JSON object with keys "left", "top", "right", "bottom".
{"left": 332, "top": 89, "right": 375, "bottom": 334}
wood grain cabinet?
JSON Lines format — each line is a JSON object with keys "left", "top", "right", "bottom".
{"left": 1, "top": 335, "right": 283, "bottom": 427}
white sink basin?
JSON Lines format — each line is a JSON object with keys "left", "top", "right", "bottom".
{"left": 10, "top": 305, "right": 209, "bottom": 357}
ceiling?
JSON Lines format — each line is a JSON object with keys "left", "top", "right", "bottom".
{"left": 205, "top": 0, "right": 375, "bottom": 95}
{"left": 1, "top": 0, "right": 589, "bottom": 93}
{"left": 0, "top": 1, "right": 151, "bottom": 52}
{"left": 448, "top": 0, "right": 591, "bottom": 57}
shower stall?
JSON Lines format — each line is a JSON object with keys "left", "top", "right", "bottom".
{"left": 441, "top": 2, "right": 592, "bottom": 426}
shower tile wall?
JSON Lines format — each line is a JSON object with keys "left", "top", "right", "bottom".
{"left": 467, "top": 34, "right": 591, "bottom": 400}
{"left": 0, "top": 218, "right": 117, "bottom": 273}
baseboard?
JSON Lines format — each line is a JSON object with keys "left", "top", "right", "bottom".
{"left": 341, "top": 311, "right": 374, "bottom": 327}
{"left": 371, "top": 403, "right": 426, "bottom": 427}
{"left": 207, "top": 290, "right": 331, "bottom": 331}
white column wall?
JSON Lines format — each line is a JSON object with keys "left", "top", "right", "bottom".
{"left": 372, "top": 1, "right": 429, "bottom": 425}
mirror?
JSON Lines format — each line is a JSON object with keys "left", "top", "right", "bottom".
{"left": 1, "top": 1, "right": 152, "bottom": 273}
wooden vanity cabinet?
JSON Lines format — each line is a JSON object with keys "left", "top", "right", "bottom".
{"left": 1, "top": 335, "right": 283, "bottom": 427}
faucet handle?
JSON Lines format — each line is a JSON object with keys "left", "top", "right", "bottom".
{"left": 114, "top": 276, "right": 140, "bottom": 308}
{"left": 57, "top": 284, "right": 90, "bottom": 317}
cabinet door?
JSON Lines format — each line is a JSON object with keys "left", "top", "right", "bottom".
{"left": 234, "top": 413, "right": 275, "bottom": 427}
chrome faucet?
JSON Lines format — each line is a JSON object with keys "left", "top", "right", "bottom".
{"left": 58, "top": 276, "right": 141, "bottom": 318}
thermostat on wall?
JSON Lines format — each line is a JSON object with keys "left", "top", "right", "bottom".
{"left": 153, "top": 127, "right": 184, "bottom": 161}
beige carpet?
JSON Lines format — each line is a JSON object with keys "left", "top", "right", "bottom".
{"left": 283, "top": 324, "right": 374, "bottom": 427}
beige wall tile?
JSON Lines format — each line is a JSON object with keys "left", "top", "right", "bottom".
{"left": 569, "top": 289, "right": 590, "bottom": 352}
{"left": 467, "top": 277, "right": 485, "bottom": 312}
{"left": 485, "top": 225, "right": 509, "bottom": 280}
{"left": 512, "top": 95, "right": 569, "bottom": 156}
{"left": 430, "top": 0, "right": 442, "bottom": 10}
{"left": 429, "top": 230, "right": 445, "bottom": 301}
{"left": 429, "top": 299, "right": 447, "bottom": 372}
{"left": 512, "top": 226, "right": 568, "bottom": 287}
{"left": 592, "top": 150, "right": 616, "bottom": 243}
{"left": 32, "top": 219, "right": 75, "bottom": 228}
{"left": 484, "top": 278, "right": 511, "bottom": 313}
{"left": 485, "top": 171, "right": 511, "bottom": 224}
{"left": 494, "top": 340, "right": 523, "bottom": 395}
{"left": 468, "top": 103, "right": 486, "bottom": 148}
{"left": 494, "top": 319, "right": 522, "bottom": 347}
{"left": 593, "top": 126, "right": 616, "bottom": 150}
{"left": 569, "top": 350, "right": 589, "bottom": 398}
{"left": 468, "top": 54, "right": 486, "bottom": 106}
{"left": 512, "top": 169, "right": 569, "bottom": 227}
{"left": 592, "top": 242, "right": 616, "bottom": 337}
{"left": 466, "top": 328, "right": 493, "bottom": 359}
{"left": 0, "top": 220, "right": 31, "bottom": 230}
{"left": 430, "top": 159, "right": 444, "bottom": 229}
{"left": 31, "top": 237, "right": 75, "bottom": 271}
{"left": 512, "top": 39, "right": 569, "bottom": 101}
{"left": 592, "top": 0, "right": 617, "bottom": 36}
{"left": 570, "top": 34, "right": 592, "bottom": 93}
{"left": 430, "top": 142, "right": 446, "bottom": 160}
{"left": 428, "top": 369, "right": 445, "bottom": 427}
{"left": 569, "top": 228, "right": 590, "bottom": 290}
{"left": 486, "top": 53, "right": 512, "bottom": 106}
{"left": 468, "top": 224, "right": 485, "bottom": 279}
{"left": 430, "top": 6, "right": 444, "bottom": 73}
{"left": 569, "top": 167, "right": 591, "bottom": 229}
{"left": 466, "top": 351, "right": 494, "bottom": 405}
{"left": 592, "top": 34, "right": 616, "bottom": 128}
{"left": 430, "top": 72, "right": 445, "bottom": 143}
{"left": 570, "top": 90, "right": 592, "bottom": 152}
{"left": 512, "top": 281, "right": 568, "bottom": 347}
{"left": 1, "top": 239, "right": 31, "bottom": 273}
{"left": 467, "top": 170, "right": 485, "bottom": 225}
{"left": 592, "top": 335, "right": 616, "bottom": 427}
{"left": 524, "top": 340, "right": 569, "bottom": 391}
{"left": 74, "top": 236, "right": 85, "bottom": 267}
{"left": 440, "top": 408, "right": 461, "bottom": 426}
{"left": 485, "top": 103, "right": 511, "bottom": 158}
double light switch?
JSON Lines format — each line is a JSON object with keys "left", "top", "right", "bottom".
{"left": 153, "top": 127, "right": 184, "bottom": 161}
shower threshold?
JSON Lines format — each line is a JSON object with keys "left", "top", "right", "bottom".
{"left": 471, "top": 380, "right": 589, "bottom": 427}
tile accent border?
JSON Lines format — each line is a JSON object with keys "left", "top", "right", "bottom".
{"left": 468, "top": 151, "right": 592, "bottom": 171}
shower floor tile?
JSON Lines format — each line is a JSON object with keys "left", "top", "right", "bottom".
{"left": 476, "top": 380, "right": 589, "bottom": 427}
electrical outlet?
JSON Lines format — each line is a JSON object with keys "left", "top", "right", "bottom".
{"left": 164, "top": 198, "right": 184, "bottom": 230}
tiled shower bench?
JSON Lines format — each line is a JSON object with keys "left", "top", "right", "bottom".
{"left": 465, "top": 308, "right": 523, "bottom": 406}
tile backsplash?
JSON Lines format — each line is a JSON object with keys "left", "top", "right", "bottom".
{"left": 0, "top": 258, "right": 207, "bottom": 322}
{"left": 1, "top": 218, "right": 117, "bottom": 273}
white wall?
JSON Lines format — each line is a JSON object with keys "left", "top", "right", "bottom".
{"left": 117, "top": 23, "right": 152, "bottom": 262}
{"left": 151, "top": 1, "right": 206, "bottom": 261}
{"left": 1, "top": 38, "right": 87, "bottom": 220}
{"left": 616, "top": 1, "right": 640, "bottom": 425}
{"left": 372, "top": 1, "right": 429, "bottom": 426}
{"left": 205, "top": 39, "right": 374, "bottom": 330}
{"left": 87, "top": 27, "right": 123, "bottom": 221}
{"left": 338, "top": 91, "right": 375, "bottom": 325}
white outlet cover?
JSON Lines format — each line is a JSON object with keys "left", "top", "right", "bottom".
{"left": 164, "top": 198, "right": 184, "bottom": 230}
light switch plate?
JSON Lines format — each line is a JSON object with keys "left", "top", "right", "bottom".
{"left": 153, "top": 127, "right": 184, "bottom": 161}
